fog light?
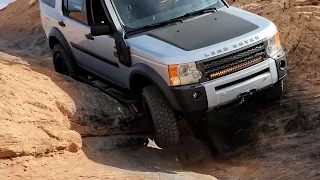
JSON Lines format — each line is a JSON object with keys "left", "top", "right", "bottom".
{"left": 279, "top": 60, "right": 286, "bottom": 70}
{"left": 192, "top": 91, "right": 201, "bottom": 99}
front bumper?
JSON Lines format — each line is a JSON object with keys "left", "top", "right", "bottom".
{"left": 168, "top": 51, "right": 287, "bottom": 114}
{"left": 203, "top": 58, "right": 279, "bottom": 111}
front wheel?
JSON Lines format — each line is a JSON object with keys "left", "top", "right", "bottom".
{"left": 142, "top": 85, "right": 179, "bottom": 147}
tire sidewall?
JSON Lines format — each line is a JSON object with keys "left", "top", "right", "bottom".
{"left": 53, "top": 47, "right": 68, "bottom": 75}
{"left": 141, "top": 95, "right": 156, "bottom": 135}
{"left": 141, "top": 85, "right": 179, "bottom": 147}
{"left": 53, "top": 44, "right": 79, "bottom": 79}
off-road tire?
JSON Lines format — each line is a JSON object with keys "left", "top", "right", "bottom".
{"left": 53, "top": 43, "right": 79, "bottom": 79}
{"left": 265, "top": 80, "right": 284, "bottom": 101}
{"left": 142, "top": 85, "right": 179, "bottom": 147}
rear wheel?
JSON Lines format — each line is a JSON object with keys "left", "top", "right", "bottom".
{"left": 142, "top": 85, "right": 179, "bottom": 147}
{"left": 53, "top": 43, "right": 79, "bottom": 79}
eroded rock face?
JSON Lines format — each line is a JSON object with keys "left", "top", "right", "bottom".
{"left": 0, "top": 61, "right": 140, "bottom": 158}
{"left": 34, "top": 67, "right": 142, "bottom": 137}
{"left": 0, "top": 0, "right": 141, "bottom": 160}
{"left": 0, "top": 121, "right": 81, "bottom": 158}
{"left": 235, "top": 0, "right": 320, "bottom": 80}
{"left": 0, "top": 62, "right": 80, "bottom": 158}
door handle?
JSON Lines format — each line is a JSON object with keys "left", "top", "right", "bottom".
{"left": 85, "top": 33, "right": 94, "bottom": 40}
{"left": 58, "top": 21, "right": 65, "bottom": 27}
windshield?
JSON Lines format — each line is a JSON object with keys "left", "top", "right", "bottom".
{"left": 112, "top": 0, "right": 225, "bottom": 29}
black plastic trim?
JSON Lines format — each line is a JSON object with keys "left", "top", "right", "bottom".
{"left": 272, "top": 49, "right": 288, "bottom": 80}
{"left": 129, "top": 64, "right": 208, "bottom": 114}
{"left": 70, "top": 42, "right": 119, "bottom": 68}
{"left": 100, "top": 0, "right": 118, "bottom": 34}
{"left": 170, "top": 85, "right": 208, "bottom": 114}
{"left": 130, "top": 64, "right": 181, "bottom": 110}
{"left": 114, "top": 32, "right": 132, "bottom": 67}
{"left": 221, "top": 0, "right": 234, "bottom": 7}
{"left": 48, "top": 27, "right": 76, "bottom": 61}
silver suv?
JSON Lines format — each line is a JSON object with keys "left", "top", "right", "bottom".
{"left": 40, "top": 0, "right": 288, "bottom": 147}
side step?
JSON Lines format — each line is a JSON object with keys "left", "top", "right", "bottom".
{"left": 79, "top": 75, "right": 135, "bottom": 104}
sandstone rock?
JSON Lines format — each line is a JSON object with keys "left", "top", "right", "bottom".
{"left": 35, "top": 68, "right": 142, "bottom": 137}
{"left": 0, "top": 121, "right": 82, "bottom": 159}
{"left": 0, "top": 0, "right": 49, "bottom": 56}
{"left": 0, "top": 121, "right": 54, "bottom": 158}
{"left": 236, "top": 0, "right": 320, "bottom": 80}
{"left": 0, "top": 61, "right": 140, "bottom": 158}
{"left": 0, "top": 0, "right": 142, "bottom": 159}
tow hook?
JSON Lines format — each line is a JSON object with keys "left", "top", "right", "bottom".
{"left": 238, "top": 90, "right": 256, "bottom": 104}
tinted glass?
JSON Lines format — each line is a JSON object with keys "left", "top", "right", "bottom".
{"left": 41, "top": 0, "right": 55, "bottom": 8}
{"left": 64, "top": 0, "right": 86, "bottom": 24}
{"left": 112, "top": 0, "right": 225, "bottom": 29}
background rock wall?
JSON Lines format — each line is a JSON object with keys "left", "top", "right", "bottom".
{"left": 236, "top": 0, "right": 320, "bottom": 80}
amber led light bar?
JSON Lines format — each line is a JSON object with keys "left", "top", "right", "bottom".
{"left": 210, "top": 56, "right": 263, "bottom": 79}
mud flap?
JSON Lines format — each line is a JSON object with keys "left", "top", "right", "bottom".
{"left": 114, "top": 32, "right": 132, "bottom": 67}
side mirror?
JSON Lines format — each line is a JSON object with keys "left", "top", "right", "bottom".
{"left": 90, "top": 23, "right": 111, "bottom": 36}
{"left": 226, "top": 0, "right": 235, "bottom": 6}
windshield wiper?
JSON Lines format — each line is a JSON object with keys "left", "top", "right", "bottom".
{"left": 182, "top": 7, "right": 218, "bottom": 18}
{"left": 143, "top": 17, "right": 183, "bottom": 28}
{"left": 126, "top": 17, "right": 183, "bottom": 34}
{"left": 125, "top": 6, "right": 217, "bottom": 35}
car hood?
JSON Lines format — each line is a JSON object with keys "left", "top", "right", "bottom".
{"left": 127, "top": 6, "right": 278, "bottom": 65}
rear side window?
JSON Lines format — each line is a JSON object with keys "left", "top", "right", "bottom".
{"left": 41, "top": 0, "right": 55, "bottom": 8}
{"left": 63, "top": 0, "right": 86, "bottom": 24}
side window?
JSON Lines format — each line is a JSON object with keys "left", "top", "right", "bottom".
{"left": 87, "top": 0, "right": 109, "bottom": 26}
{"left": 41, "top": 0, "right": 56, "bottom": 8}
{"left": 63, "top": 0, "right": 86, "bottom": 24}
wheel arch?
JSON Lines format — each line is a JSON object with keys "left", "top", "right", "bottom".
{"left": 48, "top": 27, "right": 76, "bottom": 60}
{"left": 129, "top": 64, "right": 182, "bottom": 111}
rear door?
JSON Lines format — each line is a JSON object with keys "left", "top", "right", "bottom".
{"left": 59, "top": 0, "right": 90, "bottom": 67}
{"left": 40, "top": 0, "right": 59, "bottom": 35}
{"left": 61, "top": 0, "right": 124, "bottom": 87}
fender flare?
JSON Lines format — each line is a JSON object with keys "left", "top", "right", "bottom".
{"left": 129, "top": 64, "right": 182, "bottom": 111}
{"left": 48, "top": 27, "right": 76, "bottom": 61}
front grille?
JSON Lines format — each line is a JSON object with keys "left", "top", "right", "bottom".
{"left": 204, "top": 43, "right": 266, "bottom": 80}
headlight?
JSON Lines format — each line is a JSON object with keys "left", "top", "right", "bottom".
{"left": 168, "top": 63, "right": 203, "bottom": 86}
{"left": 266, "top": 32, "right": 282, "bottom": 57}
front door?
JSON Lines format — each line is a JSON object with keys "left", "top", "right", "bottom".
{"left": 79, "top": 0, "right": 124, "bottom": 87}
